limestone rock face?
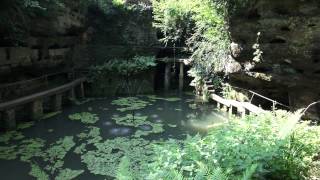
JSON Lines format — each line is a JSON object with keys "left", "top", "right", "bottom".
{"left": 229, "top": 0, "right": 320, "bottom": 119}
{"left": 0, "top": 0, "right": 86, "bottom": 79}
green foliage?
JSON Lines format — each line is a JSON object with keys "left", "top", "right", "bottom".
{"left": 152, "top": 0, "right": 195, "bottom": 44}
{"left": 222, "top": 83, "right": 249, "bottom": 102}
{"left": 90, "top": 56, "right": 156, "bottom": 78}
{"left": 152, "top": 0, "right": 229, "bottom": 86}
{"left": 142, "top": 110, "right": 320, "bottom": 179}
{"left": 89, "top": 56, "right": 156, "bottom": 95}
{"left": 68, "top": 112, "right": 99, "bottom": 124}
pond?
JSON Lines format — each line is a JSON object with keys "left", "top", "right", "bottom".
{"left": 0, "top": 92, "right": 228, "bottom": 179}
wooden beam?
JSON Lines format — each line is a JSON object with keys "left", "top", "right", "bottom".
{"left": 164, "top": 63, "right": 171, "bottom": 91}
{"left": 179, "top": 63, "right": 184, "bottom": 92}
{"left": 4, "top": 109, "right": 16, "bottom": 129}
{"left": 31, "top": 99, "right": 43, "bottom": 120}
{"left": 0, "top": 78, "right": 86, "bottom": 111}
{"left": 52, "top": 94, "right": 62, "bottom": 111}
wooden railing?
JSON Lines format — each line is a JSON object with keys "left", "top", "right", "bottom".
{"left": 0, "top": 77, "right": 87, "bottom": 129}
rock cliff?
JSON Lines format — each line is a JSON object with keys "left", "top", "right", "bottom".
{"left": 229, "top": 0, "right": 320, "bottom": 119}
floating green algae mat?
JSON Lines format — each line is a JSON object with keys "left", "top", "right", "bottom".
{"left": 112, "top": 97, "right": 150, "bottom": 112}
{"left": 112, "top": 114, "right": 148, "bottom": 127}
{"left": 68, "top": 112, "right": 99, "bottom": 124}
{"left": 0, "top": 93, "right": 226, "bottom": 179}
{"left": 80, "top": 137, "right": 155, "bottom": 178}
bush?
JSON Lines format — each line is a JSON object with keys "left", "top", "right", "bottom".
{"left": 141, "top": 110, "right": 320, "bottom": 179}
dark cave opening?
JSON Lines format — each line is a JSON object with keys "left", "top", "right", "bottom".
{"left": 270, "top": 38, "right": 286, "bottom": 44}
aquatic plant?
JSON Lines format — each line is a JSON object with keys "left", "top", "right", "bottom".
{"left": 111, "top": 97, "right": 149, "bottom": 112}
{"left": 0, "top": 145, "right": 18, "bottom": 160}
{"left": 55, "top": 168, "right": 84, "bottom": 180}
{"left": 112, "top": 114, "right": 148, "bottom": 127}
{"left": 77, "top": 126, "right": 102, "bottom": 145}
{"left": 0, "top": 131, "right": 24, "bottom": 144}
{"left": 81, "top": 137, "right": 154, "bottom": 178}
{"left": 29, "top": 163, "right": 49, "bottom": 180}
{"left": 43, "top": 136, "right": 76, "bottom": 173}
{"left": 68, "top": 112, "right": 99, "bottom": 124}
{"left": 19, "top": 138, "right": 46, "bottom": 162}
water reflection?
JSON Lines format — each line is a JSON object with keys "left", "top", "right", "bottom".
{"left": 109, "top": 127, "right": 132, "bottom": 136}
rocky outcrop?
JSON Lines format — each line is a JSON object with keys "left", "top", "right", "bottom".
{"left": 229, "top": 0, "right": 320, "bottom": 119}
{"left": 0, "top": 1, "right": 86, "bottom": 81}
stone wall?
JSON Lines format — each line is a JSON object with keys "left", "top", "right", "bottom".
{"left": 229, "top": 0, "right": 320, "bottom": 119}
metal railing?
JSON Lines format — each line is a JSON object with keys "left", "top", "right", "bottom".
{"left": 231, "top": 86, "right": 290, "bottom": 111}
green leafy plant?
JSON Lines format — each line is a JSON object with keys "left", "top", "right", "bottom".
{"left": 89, "top": 56, "right": 156, "bottom": 95}
{"left": 141, "top": 110, "right": 320, "bottom": 179}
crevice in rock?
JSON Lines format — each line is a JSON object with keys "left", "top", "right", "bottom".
{"left": 274, "top": 8, "right": 289, "bottom": 15}
{"left": 5, "top": 48, "right": 10, "bottom": 60}
{"left": 280, "top": 26, "right": 290, "bottom": 32}
{"left": 49, "top": 44, "right": 61, "bottom": 49}
{"left": 270, "top": 38, "right": 286, "bottom": 44}
{"left": 251, "top": 67, "right": 273, "bottom": 73}
{"left": 296, "top": 69, "right": 304, "bottom": 74}
{"left": 308, "top": 24, "right": 316, "bottom": 27}
{"left": 247, "top": 9, "right": 261, "bottom": 19}
{"left": 313, "top": 59, "right": 319, "bottom": 63}
{"left": 314, "top": 70, "right": 320, "bottom": 74}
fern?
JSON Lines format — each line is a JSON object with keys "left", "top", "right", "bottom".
{"left": 209, "top": 167, "right": 229, "bottom": 180}
{"left": 240, "top": 164, "right": 258, "bottom": 180}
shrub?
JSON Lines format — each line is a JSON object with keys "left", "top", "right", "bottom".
{"left": 140, "top": 110, "right": 320, "bottom": 179}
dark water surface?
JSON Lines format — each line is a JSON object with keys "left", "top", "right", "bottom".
{"left": 0, "top": 93, "right": 228, "bottom": 180}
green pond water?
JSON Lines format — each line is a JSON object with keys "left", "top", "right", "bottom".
{"left": 0, "top": 93, "right": 228, "bottom": 180}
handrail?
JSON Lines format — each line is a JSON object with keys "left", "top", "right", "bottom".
{"left": 230, "top": 86, "right": 290, "bottom": 109}
{"left": 0, "top": 77, "right": 86, "bottom": 111}
{"left": 0, "top": 71, "right": 71, "bottom": 89}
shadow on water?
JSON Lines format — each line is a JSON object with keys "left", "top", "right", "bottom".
{"left": 0, "top": 92, "right": 229, "bottom": 179}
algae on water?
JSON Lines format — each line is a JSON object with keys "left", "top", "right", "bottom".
{"left": 111, "top": 97, "right": 149, "bottom": 112}
{"left": 43, "top": 136, "right": 76, "bottom": 173}
{"left": 112, "top": 114, "right": 148, "bottom": 127}
{"left": 81, "top": 137, "right": 154, "bottom": 179}
{"left": 68, "top": 112, "right": 99, "bottom": 124}
{"left": 29, "top": 163, "right": 49, "bottom": 180}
